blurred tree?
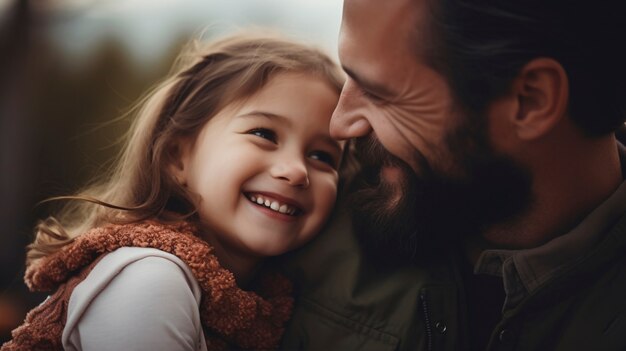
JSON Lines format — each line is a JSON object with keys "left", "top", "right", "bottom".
{"left": 0, "top": 1, "right": 192, "bottom": 341}
{"left": 0, "top": 0, "right": 42, "bottom": 342}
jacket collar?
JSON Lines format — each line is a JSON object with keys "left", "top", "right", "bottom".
{"left": 474, "top": 142, "right": 626, "bottom": 310}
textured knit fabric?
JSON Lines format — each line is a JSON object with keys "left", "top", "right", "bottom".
{"left": 2, "top": 221, "right": 293, "bottom": 351}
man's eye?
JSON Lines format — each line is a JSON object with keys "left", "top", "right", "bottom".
{"left": 248, "top": 128, "right": 277, "bottom": 143}
{"left": 358, "top": 86, "right": 387, "bottom": 105}
{"left": 309, "top": 151, "right": 337, "bottom": 168}
{"left": 361, "top": 89, "right": 385, "bottom": 103}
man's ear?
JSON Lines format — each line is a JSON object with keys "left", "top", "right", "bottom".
{"left": 167, "top": 138, "right": 191, "bottom": 187}
{"left": 511, "top": 58, "right": 569, "bottom": 140}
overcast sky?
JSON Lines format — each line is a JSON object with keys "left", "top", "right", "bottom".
{"left": 12, "top": 0, "right": 343, "bottom": 67}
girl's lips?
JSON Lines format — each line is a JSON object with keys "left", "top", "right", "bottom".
{"left": 244, "top": 191, "right": 305, "bottom": 214}
{"left": 244, "top": 193, "right": 301, "bottom": 222}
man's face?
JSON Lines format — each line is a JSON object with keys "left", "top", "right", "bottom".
{"left": 333, "top": 0, "right": 533, "bottom": 263}
{"left": 332, "top": 0, "right": 461, "bottom": 176}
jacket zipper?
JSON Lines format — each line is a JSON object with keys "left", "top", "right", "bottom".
{"left": 420, "top": 291, "right": 433, "bottom": 351}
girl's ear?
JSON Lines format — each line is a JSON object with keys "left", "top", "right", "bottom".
{"left": 167, "top": 138, "right": 191, "bottom": 187}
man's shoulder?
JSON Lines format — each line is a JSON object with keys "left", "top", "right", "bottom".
{"left": 281, "top": 204, "right": 459, "bottom": 351}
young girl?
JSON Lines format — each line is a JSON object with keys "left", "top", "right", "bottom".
{"left": 3, "top": 33, "right": 345, "bottom": 351}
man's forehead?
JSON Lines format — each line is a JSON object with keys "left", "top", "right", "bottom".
{"left": 342, "top": 0, "right": 419, "bottom": 28}
{"left": 339, "top": 0, "right": 423, "bottom": 82}
{"left": 340, "top": 0, "right": 422, "bottom": 55}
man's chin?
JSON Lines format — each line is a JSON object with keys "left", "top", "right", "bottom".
{"left": 347, "top": 162, "right": 430, "bottom": 266}
{"left": 346, "top": 135, "right": 441, "bottom": 266}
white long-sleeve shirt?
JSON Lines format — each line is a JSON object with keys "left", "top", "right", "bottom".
{"left": 62, "top": 247, "right": 208, "bottom": 351}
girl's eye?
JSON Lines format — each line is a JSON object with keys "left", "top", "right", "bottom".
{"left": 310, "top": 151, "right": 338, "bottom": 169}
{"left": 248, "top": 128, "right": 277, "bottom": 143}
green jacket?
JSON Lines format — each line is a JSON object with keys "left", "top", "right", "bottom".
{"left": 280, "top": 205, "right": 626, "bottom": 350}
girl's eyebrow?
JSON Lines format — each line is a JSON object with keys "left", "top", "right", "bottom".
{"left": 236, "top": 110, "right": 343, "bottom": 153}
{"left": 236, "top": 111, "right": 291, "bottom": 125}
{"left": 322, "top": 137, "right": 344, "bottom": 155}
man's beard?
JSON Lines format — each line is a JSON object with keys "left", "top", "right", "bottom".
{"left": 348, "top": 118, "right": 533, "bottom": 266}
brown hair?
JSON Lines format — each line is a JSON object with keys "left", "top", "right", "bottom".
{"left": 28, "top": 32, "right": 345, "bottom": 265}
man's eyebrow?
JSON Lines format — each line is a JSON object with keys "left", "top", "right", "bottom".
{"left": 343, "top": 66, "right": 395, "bottom": 98}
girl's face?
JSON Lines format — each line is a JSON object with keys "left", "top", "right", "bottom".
{"left": 174, "top": 72, "right": 343, "bottom": 260}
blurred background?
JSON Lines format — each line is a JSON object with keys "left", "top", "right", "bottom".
{"left": 0, "top": 0, "right": 342, "bottom": 342}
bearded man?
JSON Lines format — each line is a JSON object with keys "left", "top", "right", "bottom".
{"left": 281, "top": 0, "right": 626, "bottom": 350}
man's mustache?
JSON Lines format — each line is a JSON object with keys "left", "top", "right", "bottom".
{"left": 354, "top": 135, "right": 407, "bottom": 170}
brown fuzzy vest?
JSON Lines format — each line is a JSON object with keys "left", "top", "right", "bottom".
{"left": 1, "top": 221, "right": 293, "bottom": 350}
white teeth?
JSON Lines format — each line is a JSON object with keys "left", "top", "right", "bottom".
{"left": 247, "top": 194, "right": 298, "bottom": 216}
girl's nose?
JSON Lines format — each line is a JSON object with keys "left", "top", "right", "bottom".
{"left": 270, "top": 158, "right": 310, "bottom": 188}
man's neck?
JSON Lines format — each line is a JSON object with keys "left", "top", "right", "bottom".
{"left": 471, "top": 134, "right": 622, "bottom": 259}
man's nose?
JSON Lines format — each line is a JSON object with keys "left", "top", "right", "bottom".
{"left": 270, "top": 156, "right": 310, "bottom": 188}
{"left": 330, "top": 87, "right": 373, "bottom": 140}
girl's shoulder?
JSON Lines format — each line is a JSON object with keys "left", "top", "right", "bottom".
{"left": 63, "top": 247, "right": 207, "bottom": 351}
{"left": 68, "top": 247, "right": 202, "bottom": 303}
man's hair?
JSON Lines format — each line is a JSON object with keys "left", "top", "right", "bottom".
{"left": 424, "top": 0, "right": 626, "bottom": 137}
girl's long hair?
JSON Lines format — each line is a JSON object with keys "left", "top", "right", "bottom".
{"left": 28, "top": 32, "right": 345, "bottom": 266}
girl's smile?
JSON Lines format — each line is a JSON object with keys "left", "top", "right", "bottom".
{"left": 244, "top": 194, "right": 301, "bottom": 223}
{"left": 245, "top": 192, "right": 303, "bottom": 217}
